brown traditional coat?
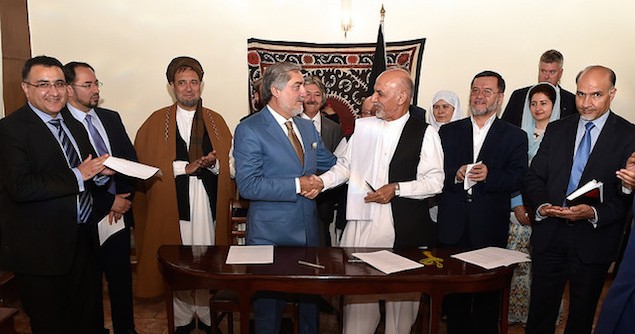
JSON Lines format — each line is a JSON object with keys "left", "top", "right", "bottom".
{"left": 133, "top": 103, "right": 234, "bottom": 298}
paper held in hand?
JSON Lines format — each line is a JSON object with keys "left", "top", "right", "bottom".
{"left": 464, "top": 161, "right": 482, "bottom": 190}
{"left": 104, "top": 156, "right": 161, "bottom": 180}
{"left": 566, "top": 179, "right": 603, "bottom": 206}
{"left": 451, "top": 247, "right": 531, "bottom": 270}
{"left": 351, "top": 250, "right": 424, "bottom": 274}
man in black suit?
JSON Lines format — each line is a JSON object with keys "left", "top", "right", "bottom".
{"left": 0, "top": 56, "right": 111, "bottom": 333}
{"left": 523, "top": 65, "right": 635, "bottom": 334}
{"left": 502, "top": 49, "right": 577, "bottom": 126}
{"left": 63, "top": 61, "right": 138, "bottom": 334}
{"left": 437, "top": 70, "right": 528, "bottom": 333}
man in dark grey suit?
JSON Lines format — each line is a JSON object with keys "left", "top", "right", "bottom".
{"left": 0, "top": 56, "right": 110, "bottom": 333}
{"left": 63, "top": 61, "right": 138, "bottom": 334}
{"left": 523, "top": 65, "right": 635, "bottom": 334}
{"left": 502, "top": 49, "right": 577, "bottom": 126}
{"left": 301, "top": 75, "right": 343, "bottom": 245}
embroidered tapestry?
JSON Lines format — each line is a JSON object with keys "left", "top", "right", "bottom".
{"left": 247, "top": 38, "right": 426, "bottom": 135}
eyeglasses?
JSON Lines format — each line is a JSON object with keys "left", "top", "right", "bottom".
{"left": 72, "top": 81, "right": 103, "bottom": 89}
{"left": 23, "top": 81, "right": 67, "bottom": 90}
{"left": 470, "top": 88, "right": 500, "bottom": 98}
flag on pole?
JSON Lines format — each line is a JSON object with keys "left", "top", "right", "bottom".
{"left": 367, "top": 19, "right": 386, "bottom": 96}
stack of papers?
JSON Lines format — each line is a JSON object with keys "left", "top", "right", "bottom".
{"left": 351, "top": 250, "right": 424, "bottom": 274}
{"left": 225, "top": 245, "right": 274, "bottom": 264}
{"left": 451, "top": 247, "right": 530, "bottom": 270}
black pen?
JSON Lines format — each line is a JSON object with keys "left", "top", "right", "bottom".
{"left": 365, "top": 180, "right": 376, "bottom": 192}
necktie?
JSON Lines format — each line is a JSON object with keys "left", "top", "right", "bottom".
{"left": 50, "top": 118, "right": 92, "bottom": 223}
{"left": 566, "top": 122, "right": 595, "bottom": 195}
{"left": 86, "top": 114, "right": 116, "bottom": 194}
{"left": 285, "top": 121, "right": 304, "bottom": 166}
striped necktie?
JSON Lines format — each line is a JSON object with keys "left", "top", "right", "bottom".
{"left": 49, "top": 118, "right": 92, "bottom": 224}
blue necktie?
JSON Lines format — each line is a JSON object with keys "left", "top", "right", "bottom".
{"left": 50, "top": 118, "right": 92, "bottom": 224}
{"left": 566, "top": 122, "right": 595, "bottom": 195}
{"left": 85, "top": 114, "right": 116, "bottom": 194}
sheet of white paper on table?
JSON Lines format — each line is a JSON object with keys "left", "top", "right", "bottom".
{"left": 451, "top": 247, "right": 531, "bottom": 270}
{"left": 226, "top": 245, "right": 274, "bottom": 264}
{"left": 464, "top": 161, "right": 482, "bottom": 190}
{"left": 104, "top": 156, "right": 161, "bottom": 180}
{"left": 351, "top": 250, "right": 424, "bottom": 275}
{"left": 98, "top": 215, "right": 125, "bottom": 246}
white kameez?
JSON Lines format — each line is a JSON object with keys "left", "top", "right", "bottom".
{"left": 172, "top": 106, "right": 220, "bottom": 327}
{"left": 320, "top": 113, "right": 445, "bottom": 334}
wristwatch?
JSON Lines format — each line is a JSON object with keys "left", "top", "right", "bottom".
{"left": 394, "top": 183, "right": 400, "bottom": 196}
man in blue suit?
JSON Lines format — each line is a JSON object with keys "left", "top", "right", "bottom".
{"left": 233, "top": 62, "right": 336, "bottom": 334}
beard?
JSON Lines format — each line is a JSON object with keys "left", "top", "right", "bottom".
{"left": 470, "top": 101, "right": 498, "bottom": 117}
{"left": 291, "top": 104, "right": 304, "bottom": 117}
{"left": 178, "top": 97, "right": 199, "bottom": 108}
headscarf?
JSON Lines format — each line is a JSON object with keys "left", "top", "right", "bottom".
{"left": 521, "top": 82, "right": 561, "bottom": 161}
{"left": 428, "top": 90, "right": 463, "bottom": 130}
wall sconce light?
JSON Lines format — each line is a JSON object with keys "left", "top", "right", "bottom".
{"left": 341, "top": 0, "right": 352, "bottom": 38}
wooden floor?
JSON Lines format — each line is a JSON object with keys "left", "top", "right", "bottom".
{"left": 10, "top": 273, "right": 613, "bottom": 333}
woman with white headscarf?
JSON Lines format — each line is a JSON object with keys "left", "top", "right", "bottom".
{"left": 427, "top": 90, "right": 463, "bottom": 224}
{"left": 508, "top": 82, "right": 560, "bottom": 324}
{"left": 427, "top": 90, "right": 463, "bottom": 130}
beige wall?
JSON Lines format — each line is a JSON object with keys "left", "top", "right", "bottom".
{"left": 18, "top": 0, "right": 635, "bottom": 137}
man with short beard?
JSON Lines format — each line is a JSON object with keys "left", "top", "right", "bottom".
{"left": 63, "top": 61, "right": 139, "bottom": 334}
{"left": 133, "top": 56, "right": 234, "bottom": 333}
{"left": 437, "top": 70, "right": 528, "bottom": 334}
{"left": 234, "top": 62, "right": 336, "bottom": 334}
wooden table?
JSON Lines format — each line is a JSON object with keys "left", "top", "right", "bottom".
{"left": 158, "top": 245, "right": 516, "bottom": 334}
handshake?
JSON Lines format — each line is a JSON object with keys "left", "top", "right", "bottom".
{"left": 299, "top": 175, "right": 324, "bottom": 199}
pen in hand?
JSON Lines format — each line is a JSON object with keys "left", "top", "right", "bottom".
{"left": 298, "top": 260, "right": 325, "bottom": 269}
{"left": 365, "top": 181, "right": 376, "bottom": 192}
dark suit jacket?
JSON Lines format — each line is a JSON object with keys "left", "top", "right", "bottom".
{"left": 523, "top": 112, "right": 635, "bottom": 263}
{"left": 501, "top": 85, "right": 577, "bottom": 127}
{"left": 62, "top": 108, "right": 138, "bottom": 227}
{"left": 234, "top": 107, "right": 336, "bottom": 247}
{"left": 319, "top": 115, "right": 343, "bottom": 153}
{"left": 0, "top": 105, "right": 97, "bottom": 275}
{"left": 438, "top": 117, "right": 528, "bottom": 248}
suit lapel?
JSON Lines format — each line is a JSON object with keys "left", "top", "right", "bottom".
{"left": 261, "top": 108, "right": 303, "bottom": 168}
{"left": 581, "top": 112, "right": 616, "bottom": 182}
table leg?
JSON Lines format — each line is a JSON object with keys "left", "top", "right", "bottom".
{"left": 428, "top": 293, "right": 443, "bottom": 334}
{"left": 165, "top": 285, "right": 175, "bottom": 334}
{"left": 500, "top": 285, "right": 510, "bottom": 334}
{"left": 239, "top": 293, "right": 252, "bottom": 334}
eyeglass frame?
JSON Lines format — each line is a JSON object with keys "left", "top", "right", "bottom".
{"left": 23, "top": 80, "right": 67, "bottom": 90}
{"left": 71, "top": 81, "right": 103, "bottom": 89}
{"left": 470, "top": 87, "right": 501, "bottom": 98}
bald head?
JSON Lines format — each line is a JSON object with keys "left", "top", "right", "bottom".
{"left": 371, "top": 68, "right": 413, "bottom": 121}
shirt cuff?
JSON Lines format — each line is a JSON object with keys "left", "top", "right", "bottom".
{"left": 622, "top": 185, "right": 632, "bottom": 195}
{"left": 295, "top": 177, "right": 301, "bottom": 194}
{"left": 173, "top": 160, "right": 188, "bottom": 177}
{"left": 72, "top": 168, "right": 85, "bottom": 192}
{"left": 534, "top": 203, "right": 551, "bottom": 221}
{"left": 208, "top": 158, "right": 220, "bottom": 175}
{"left": 589, "top": 206, "right": 598, "bottom": 228}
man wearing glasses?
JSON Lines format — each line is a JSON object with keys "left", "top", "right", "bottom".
{"left": 437, "top": 70, "right": 528, "bottom": 333}
{"left": 0, "top": 55, "right": 111, "bottom": 333}
{"left": 63, "top": 61, "right": 139, "bottom": 334}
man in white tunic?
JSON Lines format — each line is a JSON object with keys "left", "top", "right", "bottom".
{"left": 318, "top": 68, "right": 445, "bottom": 334}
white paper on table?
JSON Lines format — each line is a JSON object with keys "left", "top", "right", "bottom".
{"left": 226, "top": 245, "right": 274, "bottom": 264}
{"left": 464, "top": 161, "right": 482, "bottom": 190}
{"left": 98, "top": 215, "right": 125, "bottom": 246}
{"left": 351, "top": 250, "right": 424, "bottom": 275}
{"left": 104, "top": 156, "right": 161, "bottom": 180}
{"left": 451, "top": 247, "right": 531, "bottom": 270}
